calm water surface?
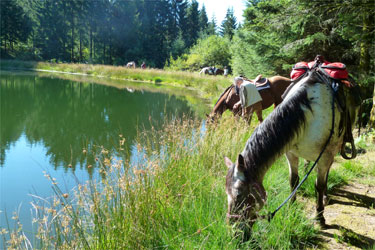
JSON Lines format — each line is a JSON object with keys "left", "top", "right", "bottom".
{"left": 0, "top": 71, "right": 198, "bottom": 237}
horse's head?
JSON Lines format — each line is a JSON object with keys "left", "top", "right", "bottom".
{"left": 224, "top": 155, "right": 267, "bottom": 229}
{"left": 207, "top": 85, "right": 241, "bottom": 124}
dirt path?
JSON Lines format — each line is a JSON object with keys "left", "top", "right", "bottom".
{"left": 314, "top": 151, "right": 375, "bottom": 249}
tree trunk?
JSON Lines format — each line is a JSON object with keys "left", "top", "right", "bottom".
{"left": 79, "top": 29, "right": 82, "bottom": 62}
{"left": 89, "top": 27, "right": 93, "bottom": 62}
{"left": 369, "top": 83, "right": 375, "bottom": 129}
{"left": 359, "top": 13, "right": 371, "bottom": 72}
{"left": 71, "top": 8, "right": 75, "bottom": 62}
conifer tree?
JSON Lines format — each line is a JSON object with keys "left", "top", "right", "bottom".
{"left": 220, "top": 7, "right": 237, "bottom": 39}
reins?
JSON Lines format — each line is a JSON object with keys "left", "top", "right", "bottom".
{"left": 266, "top": 70, "right": 337, "bottom": 222}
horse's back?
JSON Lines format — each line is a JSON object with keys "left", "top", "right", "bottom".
{"left": 268, "top": 76, "right": 291, "bottom": 105}
{"left": 287, "top": 81, "right": 344, "bottom": 161}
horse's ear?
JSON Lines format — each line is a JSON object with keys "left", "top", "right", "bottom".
{"left": 224, "top": 156, "right": 233, "bottom": 169}
{"left": 237, "top": 154, "right": 245, "bottom": 173}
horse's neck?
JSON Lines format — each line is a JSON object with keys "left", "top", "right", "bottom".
{"left": 211, "top": 87, "right": 233, "bottom": 115}
{"left": 241, "top": 82, "right": 317, "bottom": 182}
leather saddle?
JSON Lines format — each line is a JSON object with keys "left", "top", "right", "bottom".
{"left": 248, "top": 75, "right": 270, "bottom": 90}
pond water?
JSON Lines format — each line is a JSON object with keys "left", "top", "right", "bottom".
{"left": 0, "top": 71, "right": 201, "bottom": 238}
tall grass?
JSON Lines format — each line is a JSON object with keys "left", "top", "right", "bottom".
{"left": 1, "top": 116, "right": 321, "bottom": 249}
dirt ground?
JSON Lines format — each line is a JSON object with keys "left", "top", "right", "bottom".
{"left": 307, "top": 150, "right": 375, "bottom": 249}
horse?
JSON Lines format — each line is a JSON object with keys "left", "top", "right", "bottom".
{"left": 126, "top": 61, "right": 136, "bottom": 68}
{"left": 207, "top": 76, "right": 291, "bottom": 124}
{"left": 199, "top": 67, "right": 224, "bottom": 75}
{"left": 224, "top": 70, "right": 360, "bottom": 239}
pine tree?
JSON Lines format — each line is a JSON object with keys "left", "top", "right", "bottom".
{"left": 185, "top": 0, "right": 200, "bottom": 48}
{"left": 206, "top": 15, "right": 217, "bottom": 35}
{"left": 220, "top": 8, "right": 237, "bottom": 39}
{"left": 0, "top": 0, "right": 31, "bottom": 55}
{"left": 199, "top": 5, "right": 209, "bottom": 33}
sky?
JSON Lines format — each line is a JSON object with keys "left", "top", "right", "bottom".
{"left": 196, "top": 0, "right": 247, "bottom": 26}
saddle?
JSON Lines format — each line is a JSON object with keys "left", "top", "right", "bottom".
{"left": 246, "top": 75, "right": 271, "bottom": 90}
{"left": 289, "top": 55, "right": 362, "bottom": 160}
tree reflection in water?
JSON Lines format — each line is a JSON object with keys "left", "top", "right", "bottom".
{"left": 0, "top": 72, "right": 194, "bottom": 175}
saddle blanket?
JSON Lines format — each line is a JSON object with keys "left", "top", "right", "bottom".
{"left": 240, "top": 81, "right": 262, "bottom": 108}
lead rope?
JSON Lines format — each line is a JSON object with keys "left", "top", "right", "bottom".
{"left": 267, "top": 74, "right": 336, "bottom": 222}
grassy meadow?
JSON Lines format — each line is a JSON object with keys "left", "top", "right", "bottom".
{"left": 1, "top": 60, "right": 374, "bottom": 249}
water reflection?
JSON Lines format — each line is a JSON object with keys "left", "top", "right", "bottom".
{"left": 0, "top": 72, "right": 194, "bottom": 173}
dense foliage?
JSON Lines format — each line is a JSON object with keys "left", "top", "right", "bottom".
{"left": 167, "top": 35, "right": 231, "bottom": 71}
{"left": 231, "top": 0, "right": 374, "bottom": 127}
{"left": 0, "top": 0, "right": 215, "bottom": 68}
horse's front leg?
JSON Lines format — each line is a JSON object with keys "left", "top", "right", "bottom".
{"left": 315, "top": 156, "right": 334, "bottom": 227}
{"left": 285, "top": 152, "right": 299, "bottom": 203}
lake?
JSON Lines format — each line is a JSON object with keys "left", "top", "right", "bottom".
{"left": 0, "top": 71, "right": 203, "bottom": 239}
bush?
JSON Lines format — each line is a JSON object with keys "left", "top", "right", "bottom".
{"left": 167, "top": 35, "right": 231, "bottom": 72}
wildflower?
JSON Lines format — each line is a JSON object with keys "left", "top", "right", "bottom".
{"left": 62, "top": 193, "right": 69, "bottom": 199}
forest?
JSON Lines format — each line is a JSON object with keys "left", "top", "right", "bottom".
{"left": 1, "top": 0, "right": 374, "bottom": 125}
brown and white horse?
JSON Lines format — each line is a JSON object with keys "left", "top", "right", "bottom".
{"left": 224, "top": 71, "right": 360, "bottom": 238}
{"left": 126, "top": 61, "right": 136, "bottom": 68}
{"left": 207, "top": 76, "right": 291, "bottom": 124}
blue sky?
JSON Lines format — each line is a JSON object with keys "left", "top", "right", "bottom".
{"left": 196, "top": 0, "right": 247, "bottom": 26}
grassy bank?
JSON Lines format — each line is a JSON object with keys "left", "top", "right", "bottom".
{"left": 4, "top": 114, "right": 373, "bottom": 249}
{"left": 0, "top": 60, "right": 231, "bottom": 101}
{"left": 1, "top": 116, "right": 321, "bottom": 249}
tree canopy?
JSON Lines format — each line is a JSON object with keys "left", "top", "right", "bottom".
{"left": 0, "top": 0, "right": 210, "bottom": 68}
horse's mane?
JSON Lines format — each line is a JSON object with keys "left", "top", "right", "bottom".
{"left": 210, "top": 85, "right": 235, "bottom": 115}
{"left": 214, "top": 85, "right": 234, "bottom": 106}
{"left": 242, "top": 74, "right": 316, "bottom": 179}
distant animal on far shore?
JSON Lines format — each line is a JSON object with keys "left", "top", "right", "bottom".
{"left": 126, "top": 61, "right": 136, "bottom": 68}
{"left": 200, "top": 67, "right": 224, "bottom": 76}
